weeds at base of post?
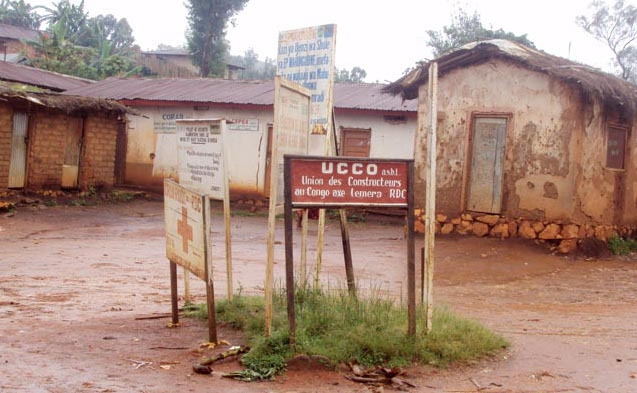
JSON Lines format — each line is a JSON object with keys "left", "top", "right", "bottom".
{"left": 184, "top": 282, "right": 508, "bottom": 380}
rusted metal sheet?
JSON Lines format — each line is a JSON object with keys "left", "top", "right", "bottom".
{"left": 0, "top": 23, "right": 40, "bottom": 41}
{"left": 0, "top": 61, "right": 92, "bottom": 92}
{"left": 61, "top": 117, "right": 83, "bottom": 188}
{"left": 8, "top": 112, "right": 28, "bottom": 188}
{"left": 63, "top": 77, "right": 417, "bottom": 113}
{"left": 164, "top": 179, "right": 206, "bottom": 281}
{"left": 467, "top": 117, "right": 507, "bottom": 214}
{"left": 606, "top": 127, "right": 626, "bottom": 169}
{"left": 288, "top": 156, "right": 409, "bottom": 208}
{"left": 341, "top": 128, "right": 371, "bottom": 157}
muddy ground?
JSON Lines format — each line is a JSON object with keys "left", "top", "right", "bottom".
{"left": 0, "top": 200, "right": 636, "bottom": 393}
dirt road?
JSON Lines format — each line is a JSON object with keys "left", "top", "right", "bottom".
{"left": 1, "top": 200, "right": 636, "bottom": 392}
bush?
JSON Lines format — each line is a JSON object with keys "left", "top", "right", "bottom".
{"left": 608, "top": 236, "right": 637, "bottom": 255}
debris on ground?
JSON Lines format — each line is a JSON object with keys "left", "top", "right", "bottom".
{"left": 129, "top": 359, "right": 152, "bottom": 369}
{"left": 197, "top": 346, "right": 250, "bottom": 367}
{"left": 345, "top": 363, "right": 416, "bottom": 391}
{"left": 222, "top": 368, "right": 277, "bottom": 382}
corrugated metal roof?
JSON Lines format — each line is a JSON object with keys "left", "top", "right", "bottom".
{"left": 0, "top": 23, "right": 40, "bottom": 41}
{"left": 0, "top": 61, "right": 94, "bottom": 91}
{"left": 64, "top": 78, "right": 417, "bottom": 112}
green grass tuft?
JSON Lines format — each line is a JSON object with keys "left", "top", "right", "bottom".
{"left": 187, "top": 285, "right": 508, "bottom": 376}
{"left": 608, "top": 236, "right": 637, "bottom": 255}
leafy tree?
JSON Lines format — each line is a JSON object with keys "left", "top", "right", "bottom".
{"left": 76, "top": 14, "right": 134, "bottom": 54}
{"left": 426, "top": 9, "right": 535, "bottom": 57}
{"left": 577, "top": 0, "right": 637, "bottom": 81}
{"left": 0, "top": 0, "right": 40, "bottom": 29}
{"left": 38, "top": 0, "right": 87, "bottom": 39}
{"left": 185, "top": 0, "right": 249, "bottom": 77}
{"left": 23, "top": 0, "right": 138, "bottom": 80}
{"left": 334, "top": 66, "right": 367, "bottom": 83}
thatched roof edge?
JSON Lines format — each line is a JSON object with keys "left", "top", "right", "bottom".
{"left": 384, "top": 40, "right": 637, "bottom": 118}
{"left": 0, "top": 84, "right": 135, "bottom": 116}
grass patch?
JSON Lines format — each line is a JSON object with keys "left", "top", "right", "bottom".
{"left": 187, "top": 286, "right": 508, "bottom": 376}
{"left": 608, "top": 236, "right": 637, "bottom": 255}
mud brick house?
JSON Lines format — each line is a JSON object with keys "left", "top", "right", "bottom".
{"left": 65, "top": 78, "right": 417, "bottom": 198}
{"left": 0, "top": 23, "right": 40, "bottom": 61}
{"left": 386, "top": 39, "right": 636, "bottom": 250}
{"left": 0, "top": 84, "right": 130, "bottom": 192}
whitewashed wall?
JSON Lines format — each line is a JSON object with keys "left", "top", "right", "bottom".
{"left": 125, "top": 104, "right": 416, "bottom": 197}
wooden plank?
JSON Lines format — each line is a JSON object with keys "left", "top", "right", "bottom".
{"left": 183, "top": 269, "right": 191, "bottom": 304}
{"left": 169, "top": 260, "right": 179, "bottom": 325}
{"left": 407, "top": 161, "right": 416, "bottom": 336}
{"left": 466, "top": 117, "right": 507, "bottom": 214}
{"left": 222, "top": 120, "right": 233, "bottom": 301}
{"left": 339, "top": 209, "right": 355, "bottom": 296}
{"left": 300, "top": 209, "right": 308, "bottom": 287}
{"left": 8, "top": 112, "right": 28, "bottom": 188}
{"left": 283, "top": 157, "right": 296, "bottom": 348}
{"left": 423, "top": 62, "right": 438, "bottom": 334}
{"left": 204, "top": 196, "right": 218, "bottom": 343}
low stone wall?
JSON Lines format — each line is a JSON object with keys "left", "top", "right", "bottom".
{"left": 415, "top": 210, "right": 635, "bottom": 254}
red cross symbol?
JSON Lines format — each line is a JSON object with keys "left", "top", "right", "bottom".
{"left": 177, "top": 207, "right": 194, "bottom": 253}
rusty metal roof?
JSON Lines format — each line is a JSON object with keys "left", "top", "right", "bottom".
{"left": 0, "top": 61, "right": 94, "bottom": 92}
{"left": 0, "top": 23, "right": 40, "bottom": 41}
{"left": 64, "top": 78, "right": 417, "bottom": 112}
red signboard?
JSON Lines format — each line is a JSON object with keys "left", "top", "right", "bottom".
{"left": 288, "top": 156, "right": 410, "bottom": 207}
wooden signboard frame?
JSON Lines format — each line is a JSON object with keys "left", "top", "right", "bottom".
{"left": 265, "top": 77, "right": 311, "bottom": 336}
{"left": 283, "top": 155, "right": 416, "bottom": 347}
{"left": 175, "top": 119, "right": 234, "bottom": 303}
{"left": 164, "top": 179, "right": 217, "bottom": 342}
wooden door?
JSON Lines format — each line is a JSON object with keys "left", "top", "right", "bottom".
{"left": 61, "top": 117, "right": 83, "bottom": 188}
{"left": 466, "top": 117, "right": 507, "bottom": 214}
{"left": 8, "top": 112, "right": 28, "bottom": 188}
{"left": 264, "top": 125, "right": 273, "bottom": 197}
{"left": 341, "top": 128, "right": 371, "bottom": 157}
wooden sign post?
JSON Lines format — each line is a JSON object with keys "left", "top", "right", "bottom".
{"left": 423, "top": 63, "right": 438, "bottom": 334}
{"left": 164, "top": 179, "right": 217, "bottom": 342}
{"left": 175, "top": 119, "right": 233, "bottom": 302}
{"left": 283, "top": 155, "right": 416, "bottom": 346}
{"left": 265, "top": 77, "right": 311, "bottom": 336}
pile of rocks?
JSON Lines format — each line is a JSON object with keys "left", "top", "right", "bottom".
{"left": 414, "top": 210, "right": 635, "bottom": 254}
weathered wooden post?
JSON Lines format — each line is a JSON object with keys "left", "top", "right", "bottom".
{"left": 423, "top": 62, "right": 438, "bottom": 334}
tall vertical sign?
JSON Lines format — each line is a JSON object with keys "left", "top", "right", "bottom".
{"left": 277, "top": 24, "right": 337, "bottom": 140}
{"left": 276, "top": 24, "right": 337, "bottom": 294}
{"left": 264, "top": 77, "right": 311, "bottom": 336}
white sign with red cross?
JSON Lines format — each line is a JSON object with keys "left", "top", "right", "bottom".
{"left": 164, "top": 179, "right": 207, "bottom": 281}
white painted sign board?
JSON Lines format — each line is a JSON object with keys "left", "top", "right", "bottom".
{"left": 164, "top": 179, "right": 206, "bottom": 281}
{"left": 176, "top": 119, "right": 226, "bottom": 200}
{"left": 277, "top": 24, "right": 336, "bottom": 136}
{"left": 272, "top": 77, "right": 311, "bottom": 202}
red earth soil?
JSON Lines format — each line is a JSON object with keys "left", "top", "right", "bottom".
{"left": 1, "top": 200, "right": 636, "bottom": 392}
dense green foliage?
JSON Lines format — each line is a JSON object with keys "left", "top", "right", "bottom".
{"left": 607, "top": 236, "right": 637, "bottom": 255}
{"left": 577, "top": 0, "right": 637, "bottom": 82}
{"left": 185, "top": 0, "right": 248, "bottom": 77}
{"left": 0, "top": 0, "right": 40, "bottom": 29}
{"left": 426, "top": 8, "right": 535, "bottom": 57}
{"left": 186, "top": 286, "right": 508, "bottom": 377}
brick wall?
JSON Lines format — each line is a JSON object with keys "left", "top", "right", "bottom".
{"left": 27, "top": 112, "right": 67, "bottom": 189}
{"left": 0, "top": 104, "right": 13, "bottom": 190}
{"left": 79, "top": 113, "right": 119, "bottom": 189}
